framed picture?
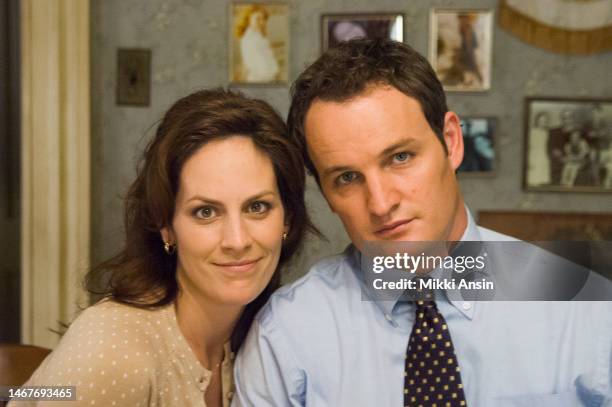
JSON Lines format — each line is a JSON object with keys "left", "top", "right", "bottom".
{"left": 321, "top": 13, "right": 404, "bottom": 53}
{"left": 429, "top": 8, "right": 493, "bottom": 92}
{"left": 458, "top": 117, "right": 497, "bottom": 176}
{"left": 523, "top": 97, "right": 612, "bottom": 192}
{"left": 229, "top": 2, "right": 289, "bottom": 85}
{"left": 116, "top": 48, "right": 151, "bottom": 106}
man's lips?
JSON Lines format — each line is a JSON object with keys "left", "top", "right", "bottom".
{"left": 213, "top": 258, "right": 261, "bottom": 272}
{"left": 374, "top": 219, "right": 414, "bottom": 237}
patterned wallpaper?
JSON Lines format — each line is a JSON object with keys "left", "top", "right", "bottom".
{"left": 91, "top": 0, "right": 612, "bottom": 283}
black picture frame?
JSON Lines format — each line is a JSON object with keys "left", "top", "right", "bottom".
{"left": 458, "top": 116, "right": 497, "bottom": 176}
{"left": 523, "top": 97, "right": 612, "bottom": 193}
{"left": 321, "top": 13, "right": 404, "bottom": 54}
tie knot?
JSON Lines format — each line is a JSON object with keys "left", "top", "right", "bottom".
{"left": 415, "top": 300, "right": 437, "bottom": 310}
{"left": 415, "top": 300, "right": 438, "bottom": 316}
{"left": 411, "top": 276, "right": 435, "bottom": 302}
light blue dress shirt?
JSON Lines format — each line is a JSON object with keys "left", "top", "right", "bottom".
{"left": 233, "top": 210, "right": 612, "bottom": 406}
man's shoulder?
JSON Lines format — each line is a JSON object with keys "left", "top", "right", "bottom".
{"left": 475, "top": 226, "right": 612, "bottom": 301}
{"left": 256, "top": 246, "right": 362, "bottom": 325}
{"left": 476, "top": 225, "right": 519, "bottom": 242}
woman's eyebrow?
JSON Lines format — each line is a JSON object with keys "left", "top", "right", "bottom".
{"left": 186, "top": 190, "right": 277, "bottom": 204}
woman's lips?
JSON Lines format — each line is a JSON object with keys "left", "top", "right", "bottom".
{"left": 374, "top": 219, "right": 414, "bottom": 238}
{"left": 214, "top": 258, "right": 261, "bottom": 273}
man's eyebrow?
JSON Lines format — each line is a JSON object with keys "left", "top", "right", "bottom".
{"left": 379, "top": 138, "right": 419, "bottom": 158}
{"left": 321, "top": 138, "right": 419, "bottom": 179}
{"left": 322, "top": 165, "right": 353, "bottom": 178}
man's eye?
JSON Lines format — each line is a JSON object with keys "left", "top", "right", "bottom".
{"left": 194, "top": 206, "right": 216, "bottom": 219}
{"left": 393, "top": 152, "right": 411, "bottom": 163}
{"left": 249, "top": 201, "right": 270, "bottom": 214}
{"left": 337, "top": 171, "right": 358, "bottom": 185}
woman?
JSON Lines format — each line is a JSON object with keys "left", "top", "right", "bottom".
{"left": 12, "top": 89, "right": 314, "bottom": 406}
{"left": 527, "top": 111, "right": 552, "bottom": 186}
{"left": 236, "top": 5, "right": 279, "bottom": 82}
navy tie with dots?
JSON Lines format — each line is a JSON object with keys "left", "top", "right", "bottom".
{"left": 403, "top": 300, "right": 467, "bottom": 407}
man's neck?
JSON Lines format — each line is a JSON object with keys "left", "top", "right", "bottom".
{"left": 446, "top": 198, "right": 469, "bottom": 242}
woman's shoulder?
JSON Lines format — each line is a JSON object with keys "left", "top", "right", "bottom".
{"left": 76, "top": 298, "right": 165, "bottom": 324}
{"left": 45, "top": 300, "right": 170, "bottom": 365}
{"left": 69, "top": 299, "right": 182, "bottom": 354}
{"left": 20, "top": 301, "right": 176, "bottom": 404}
{"left": 67, "top": 299, "right": 163, "bottom": 340}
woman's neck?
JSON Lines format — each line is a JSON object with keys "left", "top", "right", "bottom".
{"left": 174, "top": 288, "right": 243, "bottom": 369}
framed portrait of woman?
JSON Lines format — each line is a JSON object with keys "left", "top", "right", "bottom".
{"left": 229, "top": 2, "right": 289, "bottom": 85}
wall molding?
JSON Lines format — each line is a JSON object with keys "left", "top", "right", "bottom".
{"left": 21, "top": 0, "right": 90, "bottom": 347}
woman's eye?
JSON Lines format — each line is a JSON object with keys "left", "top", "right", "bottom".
{"left": 249, "top": 201, "right": 270, "bottom": 214}
{"left": 337, "top": 171, "right": 358, "bottom": 185}
{"left": 194, "top": 206, "right": 216, "bottom": 219}
{"left": 393, "top": 152, "right": 410, "bottom": 163}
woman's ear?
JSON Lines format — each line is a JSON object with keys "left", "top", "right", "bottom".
{"left": 160, "top": 226, "right": 175, "bottom": 245}
{"left": 442, "top": 111, "right": 465, "bottom": 171}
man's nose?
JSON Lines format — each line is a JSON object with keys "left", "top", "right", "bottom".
{"left": 220, "top": 215, "right": 253, "bottom": 254}
{"left": 365, "top": 174, "right": 400, "bottom": 218}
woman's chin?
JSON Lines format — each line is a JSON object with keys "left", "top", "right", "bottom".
{"left": 215, "top": 284, "right": 267, "bottom": 307}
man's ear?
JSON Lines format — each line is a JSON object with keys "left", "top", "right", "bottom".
{"left": 442, "top": 111, "right": 464, "bottom": 171}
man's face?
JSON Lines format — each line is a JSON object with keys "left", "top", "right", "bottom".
{"left": 560, "top": 110, "right": 576, "bottom": 131}
{"left": 304, "top": 85, "right": 466, "bottom": 250}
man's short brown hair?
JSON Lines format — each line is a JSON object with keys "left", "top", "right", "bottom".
{"left": 287, "top": 38, "right": 448, "bottom": 183}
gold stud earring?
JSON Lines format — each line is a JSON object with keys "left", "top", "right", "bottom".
{"left": 163, "top": 241, "right": 176, "bottom": 255}
{"left": 282, "top": 232, "right": 288, "bottom": 241}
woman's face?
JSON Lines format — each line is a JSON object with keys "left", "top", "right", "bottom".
{"left": 253, "top": 11, "right": 267, "bottom": 33}
{"left": 535, "top": 113, "right": 550, "bottom": 129}
{"left": 163, "top": 136, "right": 286, "bottom": 307}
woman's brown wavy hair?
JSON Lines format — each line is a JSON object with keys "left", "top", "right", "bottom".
{"left": 86, "top": 88, "right": 316, "bottom": 351}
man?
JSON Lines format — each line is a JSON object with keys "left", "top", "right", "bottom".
{"left": 232, "top": 39, "right": 611, "bottom": 406}
{"left": 548, "top": 108, "right": 578, "bottom": 185}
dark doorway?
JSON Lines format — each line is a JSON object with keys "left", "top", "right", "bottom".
{"left": 0, "top": 0, "right": 21, "bottom": 342}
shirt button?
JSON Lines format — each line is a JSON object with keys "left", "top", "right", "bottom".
{"left": 384, "top": 313, "right": 393, "bottom": 322}
{"left": 462, "top": 302, "right": 472, "bottom": 311}
{"left": 227, "top": 391, "right": 234, "bottom": 399}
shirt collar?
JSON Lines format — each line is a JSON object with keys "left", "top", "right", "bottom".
{"left": 359, "top": 205, "right": 480, "bottom": 322}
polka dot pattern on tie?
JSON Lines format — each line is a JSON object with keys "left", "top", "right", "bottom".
{"left": 403, "top": 300, "right": 467, "bottom": 407}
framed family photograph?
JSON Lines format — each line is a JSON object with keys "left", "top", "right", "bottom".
{"left": 524, "top": 97, "right": 612, "bottom": 192}
{"left": 429, "top": 8, "right": 493, "bottom": 92}
{"left": 458, "top": 116, "right": 497, "bottom": 176}
{"left": 229, "top": 2, "right": 289, "bottom": 85}
{"left": 321, "top": 13, "right": 404, "bottom": 53}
